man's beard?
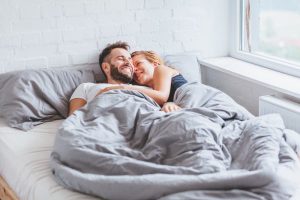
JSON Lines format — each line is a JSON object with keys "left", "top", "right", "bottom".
{"left": 110, "top": 64, "right": 133, "bottom": 83}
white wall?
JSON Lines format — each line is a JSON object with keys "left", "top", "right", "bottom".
{"left": 0, "top": 0, "right": 229, "bottom": 73}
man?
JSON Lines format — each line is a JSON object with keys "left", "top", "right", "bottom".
{"left": 68, "top": 41, "right": 134, "bottom": 116}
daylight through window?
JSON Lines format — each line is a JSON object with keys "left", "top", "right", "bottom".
{"left": 241, "top": 0, "right": 300, "bottom": 65}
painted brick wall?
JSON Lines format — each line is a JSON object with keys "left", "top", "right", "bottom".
{"left": 0, "top": 0, "right": 229, "bottom": 73}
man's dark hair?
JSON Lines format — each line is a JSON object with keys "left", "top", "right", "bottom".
{"left": 99, "top": 41, "right": 130, "bottom": 79}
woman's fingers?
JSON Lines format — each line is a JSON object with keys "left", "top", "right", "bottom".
{"left": 161, "top": 105, "right": 167, "bottom": 112}
{"left": 169, "top": 105, "right": 175, "bottom": 112}
{"left": 161, "top": 102, "right": 182, "bottom": 113}
{"left": 173, "top": 105, "right": 181, "bottom": 111}
{"left": 171, "top": 104, "right": 181, "bottom": 112}
{"left": 161, "top": 104, "right": 168, "bottom": 112}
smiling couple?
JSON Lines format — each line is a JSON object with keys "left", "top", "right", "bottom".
{"left": 68, "top": 41, "right": 188, "bottom": 116}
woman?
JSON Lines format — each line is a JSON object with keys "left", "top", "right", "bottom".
{"left": 100, "top": 51, "right": 188, "bottom": 112}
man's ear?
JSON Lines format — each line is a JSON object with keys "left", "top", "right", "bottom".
{"left": 102, "top": 62, "right": 110, "bottom": 76}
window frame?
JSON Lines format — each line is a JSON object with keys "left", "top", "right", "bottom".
{"left": 229, "top": 0, "right": 300, "bottom": 78}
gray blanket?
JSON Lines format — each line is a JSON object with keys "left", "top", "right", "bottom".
{"left": 51, "top": 82, "right": 300, "bottom": 200}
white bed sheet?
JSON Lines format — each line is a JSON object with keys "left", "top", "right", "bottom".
{"left": 0, "top": 118, "right": 99, "bottom": 200}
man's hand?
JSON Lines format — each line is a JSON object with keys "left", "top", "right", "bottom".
{"left": 69, "top": 98, "right": 87, "bottom": 116}
{"left": 161, "top": 102, "right": 181, "bottom": 113}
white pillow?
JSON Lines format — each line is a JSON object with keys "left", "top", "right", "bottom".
{"left": 163, "top": 54, "right": 201, "bottom": 83}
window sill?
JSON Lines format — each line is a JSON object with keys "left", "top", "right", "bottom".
{"left": 199, "top": 57, "right": 300, "bottom": 99}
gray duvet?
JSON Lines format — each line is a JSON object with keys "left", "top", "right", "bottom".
{"left": 51, "top": 82, "right": 300, "bottom": 200}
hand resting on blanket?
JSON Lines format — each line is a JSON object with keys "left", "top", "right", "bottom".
{"left": 161, "top": 102, "right": 182, "bottom": 113}
{"left": 97, "top": 85, "right": 183, "bottom": 113}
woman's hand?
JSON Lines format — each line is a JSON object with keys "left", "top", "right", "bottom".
{"left": 161, "top": 102, "right": 181, "bottom": 113}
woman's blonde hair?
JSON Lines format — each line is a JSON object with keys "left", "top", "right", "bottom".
{"left": 131, "top": 51, "right": 164, "bottom": 66}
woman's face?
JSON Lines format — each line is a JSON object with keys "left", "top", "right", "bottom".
{"left": 132, "top": 55, "right": 155, "bottom": 86}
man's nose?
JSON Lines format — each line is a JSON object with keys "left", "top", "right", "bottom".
{"left": 124, "top": 58, "right": 133, "bottom": 65}
{"left": 124, "top": 56, "right": 130, "bottom": 62}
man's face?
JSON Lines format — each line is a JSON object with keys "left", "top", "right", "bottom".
{"left": 107, "top": 48, "right": 134, "bottom": 83}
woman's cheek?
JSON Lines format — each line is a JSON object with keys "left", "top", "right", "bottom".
{"left": 134, "top": 75, "right": 142, "bottom": 84}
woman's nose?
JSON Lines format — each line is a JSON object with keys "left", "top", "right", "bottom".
{"left": 134, "top": 68, "right": 142, "bottom": 74}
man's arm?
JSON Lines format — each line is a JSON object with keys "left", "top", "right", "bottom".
{"left": 68, "top": 98, "right": 87, "bottom": 116}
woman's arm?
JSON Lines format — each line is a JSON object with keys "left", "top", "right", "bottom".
{"left": 68, "top": 98, "right": 87, "bottom": 116}
{"left": 126, "top": 66, "right": 173, "bottom": 105}
{"left": 96, "top": 84, "right": 168, "bottom": 106}
{"left": 97, "top": 66, "right": 174, "bottom": 106}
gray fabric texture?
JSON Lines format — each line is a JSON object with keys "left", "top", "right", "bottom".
{"left": 284, "top": 129, "right": 300, "bottom": 154}
{"left": 50, "top": 82, "right": 300, "bottom": 200}
{"left": 0, "top": 69, "right": 95, "bottom": 131}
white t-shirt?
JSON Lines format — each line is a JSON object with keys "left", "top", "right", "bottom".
{"left": 70, "top": 82, "right": 114, "bottom": 103}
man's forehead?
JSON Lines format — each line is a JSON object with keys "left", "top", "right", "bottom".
{"left": 111, "top": 48, "right": 131, "bottom": 57}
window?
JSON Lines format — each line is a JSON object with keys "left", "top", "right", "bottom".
{"left": 230, "top": 0, "right": 300, "bottom": 78}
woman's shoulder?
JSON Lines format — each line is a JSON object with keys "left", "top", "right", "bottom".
{"left": 161, "top": 65, "right": 180, "bottom": 77}
{"left": 156, "top": 64, "right": 179, "bottom": 76}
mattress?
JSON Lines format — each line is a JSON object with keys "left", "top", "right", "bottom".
{"left": 0, "top": 118, "right": 99, "bottom": 200}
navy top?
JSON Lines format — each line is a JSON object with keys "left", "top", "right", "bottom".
{"left": 167, "top": 74, "right": 188, "bottom": 102}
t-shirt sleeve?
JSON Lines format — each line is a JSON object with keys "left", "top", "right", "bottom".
{"left": 69, "top": 83, "right": 88, "bottom": 101}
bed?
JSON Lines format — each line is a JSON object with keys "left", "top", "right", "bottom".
{"left": 0, "top": 118, "right": 100, "bottom": 200}
{"left": 1, "top": 54, "right": 300, "bottom": 200}
{"left": 1, "top": 116, "right": 300, "bottom": 200}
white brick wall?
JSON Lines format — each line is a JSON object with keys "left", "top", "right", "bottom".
{"left": 145, "top": 0, "right": 164, "bottom": 9}
{"left": 0, "top": 0, "right": 229, "bottom": 73}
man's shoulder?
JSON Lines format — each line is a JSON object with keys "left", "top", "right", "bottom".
{"left": 79, "top": 82, "right": 97, "bottom": 87}
{"left": 80, "top": 82, "right": 112, "bottom": 86}
{"left": 78, "top": 82, "right": 113, "bottom": 91}
{"left": 76, "top": 82, "right": 98, "bottom": 89}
